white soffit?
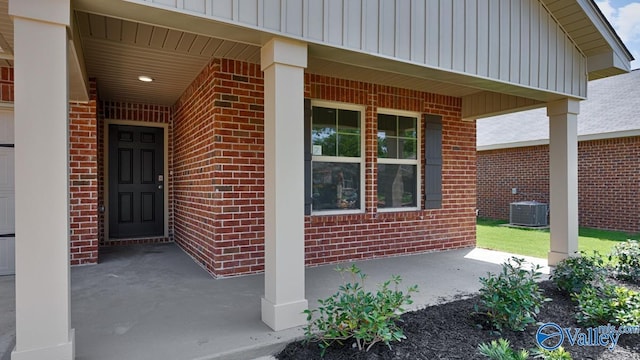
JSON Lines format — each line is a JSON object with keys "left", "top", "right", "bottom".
{"left": 74, "top": 11, "right": 261, "bottom": 105}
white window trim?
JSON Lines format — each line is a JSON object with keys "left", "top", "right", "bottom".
{"left": 376, "top": 108, "right": 421, "bottom": 212}
{"left": 311, "top": 100, "right": 366, "bottom": 215}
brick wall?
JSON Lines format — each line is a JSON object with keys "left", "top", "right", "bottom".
{"left": 69, "top": 80, "right": 99, "bottom": 265}
{"left": 476, "top": 145, "right": 549, "bottom": 220}
{"left": 173, "top": 59, "right": 477, "bottom": 277}
{"left": 0, "top": 67, "right": 13, "bottom": 103}
{"left": 173, "top": 59, "right": 265, "bottom": 276}
{"left": 304, "top": 75, "right": 477, "bottom": 267}
{"left": 98, "top": 101, "right": 174, "bottom": 246}
{"left": 477, "top": 137, "right": 640, "bottom": 233}
{"left": 578, "top": 137, "right": 640, "bottom": 232}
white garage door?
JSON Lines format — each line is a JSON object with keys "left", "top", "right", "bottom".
{"left": 0, "top": 110, "right": 14, "bottom": 276}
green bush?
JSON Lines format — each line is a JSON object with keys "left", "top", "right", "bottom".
{"left": 477, "top": 257, "right": 550, "bottom": 332}
{"left": 303, "top": 265, "right": 418, "bottom": 355}
{"left": 551, "top": 251, "right": 606, "bottom": 293}
{"left": 609, "top": 240, "right": 640, "bottom": 282}
{"left": 532, "top": 347, "right": 573, "bottom": 360}
{"left": 478, "top": 339, "right": 529, "bottom": 360}
{"left": 573, "top": 284, "right": 640, "bottom": 327}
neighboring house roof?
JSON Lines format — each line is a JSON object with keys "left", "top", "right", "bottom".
{"left": 477, "top": 69, "right": 640, "bottom": 150}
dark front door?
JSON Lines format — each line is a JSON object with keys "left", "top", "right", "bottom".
{"left": 109, "top": 125, "right": 164, "bottom": 238}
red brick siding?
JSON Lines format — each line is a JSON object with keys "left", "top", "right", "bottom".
{"left": 97, "top": 101, "right": 174, "bottom": 246}
{"left": 173, "top": 59, "right": 266, "bottom": 276}
{"left": 304, "top": 75, "right": 477, "bottom": 267}
{"left": 477, "top": 137, "right": 640, "bottom": 233}
{"left": 578, "top": 137, "right": 640, "bottom": 232}
{"left": 173, "top": 59, "right": 476, "bottom": 277}
{"left": 0, "top": 67, "right": 13, "bottom": 103}
{"left": 68, "top": 80, "right": 99, "bottom": 265}
{"left": 172, "top": 59, "right": 221, "bottom": 274}
{"left": 476, "top": 145, "right": 550, "bottom": 221}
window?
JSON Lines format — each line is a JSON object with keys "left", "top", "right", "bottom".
{"left": 377, "top": 111, "right": 420, "bottom": 210}
{"left": 310, "top": 101, "right": 364, "bottom": 213}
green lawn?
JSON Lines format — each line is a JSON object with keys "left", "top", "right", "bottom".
{"left": 476, "top": 218, "right": 640, "bottom": 259}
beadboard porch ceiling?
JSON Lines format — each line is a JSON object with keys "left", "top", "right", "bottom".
{"left": 73, "top": 11, "right": 484, "bottom": 106}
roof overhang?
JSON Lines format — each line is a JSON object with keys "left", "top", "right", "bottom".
{"left": 542, "top": 0, "right": 634, "bottom": 80}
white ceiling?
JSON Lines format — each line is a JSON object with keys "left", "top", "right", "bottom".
{"left": 74, "top": 11, "right": 261, "bottom": 105}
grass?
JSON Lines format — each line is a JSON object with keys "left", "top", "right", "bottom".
{"left": 476, "top": 218, "right": 640, "bottom": 259}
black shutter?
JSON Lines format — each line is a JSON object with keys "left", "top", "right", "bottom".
{"left": 304, "top": 99, "right": 312, "bottom": 215}
{"left": 424, "top": 114, "right": 442, "bottom": 209}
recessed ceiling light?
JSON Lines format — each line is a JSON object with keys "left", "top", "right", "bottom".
{"left": 138, "top": 75, "right": 154, "bottom": 82}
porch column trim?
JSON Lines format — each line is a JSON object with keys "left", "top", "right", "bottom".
{"left": 547, "top": 98, "right": 580, "bottom": 266}
{"left": 260, "top": 37, "right": 308, "bottom": 331}
{"left": 9, "top": 0, "right": 75, "bottom": 359}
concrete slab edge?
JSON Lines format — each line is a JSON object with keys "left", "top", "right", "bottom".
{"left": 192, "top": 334, "right": 305, "bottom": 360}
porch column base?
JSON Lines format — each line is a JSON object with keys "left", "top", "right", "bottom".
{"left": 261, "top": 298, "right": 308, "bottom": 331}
{"left": 548, "top": 251, "right": 572, "bottom": 266}
{"left": 12, "top": 329, "right": 74, "bottom": 360}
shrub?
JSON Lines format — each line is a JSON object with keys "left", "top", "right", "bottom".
{"left": 609, "top": 240, "right": 640, "bottom": 282}
{"left": 573, "top": 284, "right": 640, "bottom": 327}
{"left": 551, "top": 251, "right": 605, "bottom": 293}
{"left": 478, "top": 339, "right": 529, "bottom": 360}
{"left": 303, "top": 265, "right": 418, "bottom": 355}
{"left": 477, "top": 257, "right": 550, "bottom": 332}
{"left": 532, "top": 347, "right": 572, "bottom": 360}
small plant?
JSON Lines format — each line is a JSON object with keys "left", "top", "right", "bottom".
{"left": 532, "top": 346, "right": 573, "bottom": 359}
{"left": 609, "top": 240, "right": 640, "bottom": 282}
{"left": 476, "top": 257, "right": 550, "bottom": 332}
{"left": 573, "top": 284, "right": 640, "bottom": 327}
{"left": 303, "top": 265, "right": 418, "bottom": 355}
{"left": 551, "top": 251, "right": 606, "bottom": 293}
{"left": 478, "top": 339, "right": 529, "bottom": 360}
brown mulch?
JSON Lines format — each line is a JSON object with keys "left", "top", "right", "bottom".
{"left": 277, "top": 281, "right": 640, "bottom": 359}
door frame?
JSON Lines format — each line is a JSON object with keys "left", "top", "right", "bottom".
{"left": 103, "top": 119, "right": 169, "bottom": 240}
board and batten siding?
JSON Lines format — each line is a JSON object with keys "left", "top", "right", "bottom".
{"left": 137, "top": 0, "right": 587, "bottom": 98}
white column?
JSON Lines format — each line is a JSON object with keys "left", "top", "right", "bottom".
{"left": 9, "top": 0, "right": 74, "bottom": 359}
{"left": 547, "top": 99, "right": 580, "bottom": 266}
{"left": 260, "top": 38, "right": 308, "bottom": 331}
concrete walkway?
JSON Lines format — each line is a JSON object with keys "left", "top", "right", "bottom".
{"left": 0, "top": 244, "right": 549, "bottom": 360}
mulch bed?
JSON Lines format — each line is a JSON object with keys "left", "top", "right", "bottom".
{"left": 277, "top": 281, "right": 640, "bottom": 359}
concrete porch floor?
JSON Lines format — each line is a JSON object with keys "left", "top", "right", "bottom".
{"left": 0, "top": 244, "right": 549, "bottom": 360}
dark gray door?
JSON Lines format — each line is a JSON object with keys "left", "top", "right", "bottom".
{"left": 109, "top": 125, "right": 164, "bottom": 238}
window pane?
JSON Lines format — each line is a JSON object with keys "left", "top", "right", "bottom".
{"left": 337, "top": 109, "right": 360, "bottom": 135}
{"left": 377, "top": 132, "right": 388, "bottom": 157}
{"left": 312, "top": 107, "right": 337, "bottom": 156}
{"left": 399, "top": 138, "right": 417, "bottom": 159}
{"left": 337, "top": 134, "right": 360, "bottom": 157}
{"left": 398, "top": 116, "right": 417, "bottom": 138}
{"left": 377, "top": 164, "right": 417, "bottom": 208}
{"left": 312, "top": 162, "right": 361, "bottom": 211}
{"left": 378, "top": 113, "right": 396, "bottom": 136}
{"left": 378, "top": 136, "right": 397, "bottom": 158}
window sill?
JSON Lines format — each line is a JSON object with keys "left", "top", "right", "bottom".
{"left": 311, "top": 209, "right": 365, "bottom": 216}
{"left": 377, "top": 207, "right": 421, "bottom": 213}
